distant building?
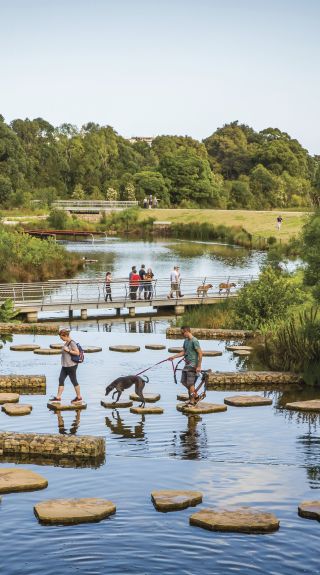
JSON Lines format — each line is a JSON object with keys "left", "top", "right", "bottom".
{"left": 129, "top": 136, "right": 154, "bottom": 147}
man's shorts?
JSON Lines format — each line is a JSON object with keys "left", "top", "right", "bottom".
{"left": 181, "top": 366, "right": 197, "bottom": 388}
{"left": 171, "top": 282, "right": 179, "bottom": 291}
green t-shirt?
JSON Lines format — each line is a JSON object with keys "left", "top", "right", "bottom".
{"left": 183, "top": 336, "right": 201, "bottom": 367}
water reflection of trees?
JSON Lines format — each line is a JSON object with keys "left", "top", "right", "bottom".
{"left": 105, "top": 410, "right": 146, "bottom": 441}
{"left": 171, "top": 415, "right": 208, "bottom": 460}
{"left": 168, "top": 242, "right": 251, "bottom": 268}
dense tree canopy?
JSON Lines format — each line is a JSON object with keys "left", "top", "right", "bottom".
{"left": 0, "top": 115, "right": 318, "bottom": 209}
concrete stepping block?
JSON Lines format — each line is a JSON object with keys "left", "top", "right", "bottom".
{"left": 224, "top": 395, "right": 272, "bottom": 407}
{"left": 2, "top": 403, "right": 32, "bottom": 416}
{"left": 130, "top": 392, "right": 160, "bottom": 403}
{"left": 177, "top": 402, "right": 227, "bottom": 414}
{"left": 0, "top": 468, "right": 48, "bottom": 493}
{"left": 168, "top": 347, "right": 183, "bottom": 353}
{"left": 190, "top": 508, "right": 280, "bottom": 533}
{"left": 145, "top": 344, "right": 166, "bottom": 350}
{"left": 177, "top": 393, "right": 189, "bottom": 401}
{"left": 47, "top": 402, "right": 87, "bottom": 411}
{"left": 0, "top": 393, "right": 19, "bottom": 404}
{"left": 34, "top": 348, "right": 62, "bottom": 355}
{"left": 226, "top": 345, "right": 253, "bottom": 352}
{"left": 285, "top": 400, "right": 320, "bottom": 412}
{"left": 49, "top": 343, "right": 64, "bottom": 349}
{"left": 34, "top": 498, "right": 116, "bottom": 525}
{"left": 233, "top": 350, "right": 251, "bottom": 356}
{"left": 298, "top": 501, "right": 320, "bottom": 520}
{"left": 109, "top": 345, "right": 140, "bottom": 352}
{"left": 151, "top": 490, "right": 203, "bottom": 512}
{"left": 130, "top": 406, "right": 164, "bottom": 414}
{"left": 82, "top": 346, "right": 102, "bottom": 353}
{"left": 168, "top": 347, "right": 221, "bottom": 357}
{"left": 10, "top": 344, "right": 40, "bottom": 351}
{"left": 101, "top": 400, "right": 133, "bottom": 408}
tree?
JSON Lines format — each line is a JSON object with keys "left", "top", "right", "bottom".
{"left": 302, "top": 211, "right": 320, "bottom": 297}
{"left": 124, "top": 183, "right": 136, "bottom": 201}
{"left": 72, "top": 183, "right": 85, "bottom": 199}
{"left": 105, "top": 187, "right": 118, "bottom": 201}
{"left": 0, "top": 175, "right": 13, "bottom": 204}
{"left": 134, "top": 171, "right": 170, "bottom": 205}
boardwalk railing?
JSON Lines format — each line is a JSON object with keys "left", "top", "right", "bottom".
{"left": 0, "top": 275, "right": 257, "bottom": 309}
{"left": 52, "top": 200, "right": 138, "bottom": 212}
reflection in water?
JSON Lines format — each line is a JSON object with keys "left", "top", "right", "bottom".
{"left": 171, "top": 415, "right": 208, "bottom": 460}
{"left": 167, "top": 241, "right": 253, "bottom": 269}
{"left": 297, "top": 434, "right": 320, "bottom": 488}
{"left": 56, "top": 410, "right": 81, "bottom": 435}
{"left": 105, "top": 410, "right": 146, "bottom": 441}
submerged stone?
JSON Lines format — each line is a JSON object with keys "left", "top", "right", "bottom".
{"left": 2, "top": 403, "right": 32, "bottom": 416}
{"left": 145, "top": 344, "right": 166, "bottom": 350}
{"left": 109, "top": 345, "right": 140, "bottom": 352}
{"left": 0, "top": 468, "right": 48, "bottom": 493}
{"left": 34, "top": 498, "right": 116, "bottom": 525}
{"left": 10, "top": 344, "right": 41, "bottom": 351}
{"left": 226, "top": 346, "right": 253, "bottom": 352}
{"left": 34, "top": 348, "right": 62, "bottom": 355}
{"left": 0, "top": 393, "right": 19, "bottom": 404}
{"left": 190, "top": 508, "right": 280, "bottom": 533}
{"left": 298, "top": 501, "right": 320, "bottom": 520}
{"left": 130, "top": 406, "right": 164, "bottom": 414}
{"left": 177, "top": 402, "right": 227, "bottom": 415}
{"left": 224, "top": 395, "right": 272, "bottom": 407}
{"left": 130, "top": 392, "right": 160, "bottom": 403}
{"left": 285, "top": 400, "right": 320, "bottom": 412}
{"left": 151, "top": 490, "right": 203, "bottom": 512}
{"left": 47, "top": 402, "right": 87, "bottom": 411}
{"left": 101, "top": 400, "right": 132, "bottom": 408}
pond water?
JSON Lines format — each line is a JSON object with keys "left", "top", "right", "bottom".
{"left": 0, "top": 331, "right": 319, "bottom": 575}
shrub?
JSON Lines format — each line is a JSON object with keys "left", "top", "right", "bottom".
{"left": 47, "top": 208, "right": 69, "bottom": 230}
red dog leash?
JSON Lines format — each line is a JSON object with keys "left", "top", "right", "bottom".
{"left": 135, "top": 358, "right": 173, "bottom": 377}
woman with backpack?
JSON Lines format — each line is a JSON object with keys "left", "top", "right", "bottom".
{"left": 51, "top": 327, "right": 84, "bottom": 404}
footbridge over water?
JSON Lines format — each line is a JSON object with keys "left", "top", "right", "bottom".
{"left": 0, "top": 275, "right": 257, "bottom": 322}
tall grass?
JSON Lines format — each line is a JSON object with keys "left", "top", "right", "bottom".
{"left": 176, "top": 300, "right": 235, "bottom": 329}
{"left": 170, "top": 222, "right": 269, "bottom": 250}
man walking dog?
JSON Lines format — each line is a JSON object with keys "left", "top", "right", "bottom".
{"left": 169, "top": 326, "right": 203, "bottom": 405}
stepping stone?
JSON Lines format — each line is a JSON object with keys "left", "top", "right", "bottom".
{"left": 34, "top": 498, "right": 116, "bottom": 525}
{"left": 233, "top": 350, "right": 251, "bottom": 356}
{"left": 226, "top": 345, "right": 253, "bottom": 352}
{"left": 177, "top": 393, "right": 189, "bottom": 401}
{"left": 10, "top": 344, "right": 40, "bottom": 351}
{"left": 190, "top": 508, "right": 280, "bottom": 533}
{"left": 130, "top": 392, "right": 160, "bottom": 403}
{"left": 109, "top": 345, "right": 140, "bottom": 352}
{"left": 168, "top": 347, "right": 183, "bottom": 353}
{"left": 0, "top": 393, "right": 19, "bottom": 404}
{"left": 298, "top": 501, "right": 320, "bottom": 520}
{"left": 101, "top": 400, "right": 132, "bottom": 408}
{"left": 224, "top": 395, "right": 272, "bottom": 407}
{"left": 203, "top": 351, "right": 222, "bottom": 357}
{"left": 0, "top": 468, "right": 48, "bottom": 493}
{"left": 177, "top": 402, "right": 227, "bottom": 414}
{"left": 82, "top": 346, "right": 102, "bottom": 353}
{"left": 49, "top": 343, "right": 64, "bottom": 349}
{"left": 130, "top": 406, "right": 164, "bottom": 415}
{"left": 34, "top": 348, "right": 62, "bottom": 355}
{"left": 2, "top": 403, "right": 32, "bottom": 416}
{"left": 151, "top": 490, "right": 203, "bottom": 512}
{"left": 145, "top": 344, "right": 166, "bottom": 350}
{"left": 285, "top": 400, "right": 320, "bottom": 412}
{"left": 47, "top": 402, "right": 87, "bottom": 411}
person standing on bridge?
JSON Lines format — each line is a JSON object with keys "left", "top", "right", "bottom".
{"left": 105, "top": 271, "right": 112, "bottom": 302}
{"left": 138, "top": 264, "right": 146, "bottom": 300}
{"left": 51, "top": 327, "right": 83, "bottom": 404}
{"left": 129, "top": 266, "right": 140, "bottom": 300}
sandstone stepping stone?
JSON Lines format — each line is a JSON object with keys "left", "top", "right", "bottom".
{"left": 101, "top": 399, "right": 132, "bottom": 408}
{"left": 177, "top": 402, "right": 227, "bottom": 415}
{"left": 49, "top": 343, "right": 64, "bottom": 349}
{"left": 145, "top": 344, "right": 166, "bottom": 350}
{"left": 82, "top": 346, "right": 102, "bottom": 353}
{"left": 151, "top": 490, "right": 203, "bottom": 512}
{"left": 224, "top": 395, "right": 272, "bottom": 407}
{"left": 130, "top": 392, "right": 160, "bottom": 403}
{"left": 34, "top": 348, "right": 62, "bottom": 355}
{"left": 190, "top": 508, "right": 280, "bottom": 533}
{"left": 130, "top": 406, "right": 164, "bottom": 415}
{"left": 0, "top": 393, "right": 19, "bottom": 404}
{"left": 0, "top": 468, "right": 48, "bottom": 493}
{"left": 233, "top": 350, "right": 251, "bottom": 356}
{"left": 226, "top": 345, "right": 253, "bottom": 352}
{"left": 298, "top": 501, "right": 320, "bottom": 520}
{"left": 177, "top": 393, "right": 189, "bottom": 401}
{"left": 285, "top": 400, "right": 320, "bottom": 412}
{"left": 2, "top": 403, "right": 32, "bottom": 416}
{"left": 47, "top": 402, "right": 87, "bottom": 411}
{"left": 203, "top": 351, "right": 222, "bottom": 357}
{"left": 168, "top": 347, "right": 183, "bottom": 353}
{"left": 10, "top": 344, "right": 40, "bottom": 351}
{"left": 109, "top": 345, "right": 140, "bottom": 352}
{"left": 34, "top": 498, "right": 116, "bottom": 525}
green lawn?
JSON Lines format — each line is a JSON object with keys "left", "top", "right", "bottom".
{"left": 139, "top": 209, "right": 309, "bottom": 242}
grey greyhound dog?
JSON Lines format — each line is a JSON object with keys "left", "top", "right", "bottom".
{"left": 105, "top": 375, "right": 149, "bottom": 407}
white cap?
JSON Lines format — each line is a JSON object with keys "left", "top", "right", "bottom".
{"left": 58, "top": 326, "right": 70, "bottom": 334}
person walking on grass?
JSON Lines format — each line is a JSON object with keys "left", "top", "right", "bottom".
{"left": 51, "top": 327, "right": 83, "bottom": 404}
{"left": 169, "top": 326, "right": 203, "bottom": 405}
{"left": 276, "top": 215, "right": 283, "bottom": 231}
{"left": 138, "top": 264, "right": 146, "bottom": 300}
{"left": 105, "top": 271, "right": 112, "bottom": 302}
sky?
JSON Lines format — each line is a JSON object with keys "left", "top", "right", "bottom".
{"left": 0, "top": 0, "right": 319, "bottom": 154}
